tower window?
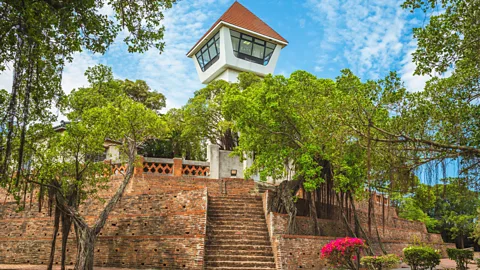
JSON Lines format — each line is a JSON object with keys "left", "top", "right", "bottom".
{"left": 196, "top": 32, "right": 220, "bottom": 72}
{"left": 230, "top": 29, "right": 276, "bottom": 66}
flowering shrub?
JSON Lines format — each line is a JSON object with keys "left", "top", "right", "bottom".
{"left": 361, "top": 254, "right": 400, "bottom": 270}
{"left": 403, "top": 246, "right": 440, "bottom": 270}
{"left": 446, "top": 248, "right": 473, "bottom": 270}
{"left": 321, "top": 237, "right": 366, "bottom": 269}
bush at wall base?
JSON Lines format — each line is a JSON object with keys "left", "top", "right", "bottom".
{"left": 321, "top": 237, "right": 366, "bottom": 270}
{"left": 403, "top": 246, "right": 441, "bottom": 270}
{"left": 446, "top": 248, "right": 473, "bottom": 270}
{"left": 360, "top": 254, "right": 400, "bottom": 270}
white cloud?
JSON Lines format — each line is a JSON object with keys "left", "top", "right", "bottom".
{"left": 62, "top": 52, "right": 101, "bottom": 94}
{"left": 400, "top": 43, "right": 430, "bottom": 92}
{"left": 305, "top": 0, "right": 415, "bottom": 80}
{"left": 101, "top": 0, "right": 229, "bottom": 109}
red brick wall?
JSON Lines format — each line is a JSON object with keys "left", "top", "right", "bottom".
{"left": 262, "top": 190, "right": 451, "bottom": 270}
{"left": 0, "top": 175, "right": 255, "bottom": 268}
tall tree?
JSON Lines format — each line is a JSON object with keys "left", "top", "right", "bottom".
{"left": 20, "top": 66, "right": 167, "bottom": 269}
{"left": 0, "top": 0, "right": 176, "bottom": 189}
{"left": 183, "top": 80, "right": 238, "bottom": 151}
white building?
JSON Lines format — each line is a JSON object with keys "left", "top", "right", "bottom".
{"left": 187, "top": 1, "right": 288, "bottom": 84}
{"left": 187, "top": 2, "right": 288, "bottom": 183}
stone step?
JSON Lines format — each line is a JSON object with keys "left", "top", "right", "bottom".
{"left": 208, "top": 216, "right": 266, "bottom": 222}
{"left": 208, "top": 208, "right": 264, "bottom": 213}
{"left": 209, "top": 195, "right": 262, "bottom": 200}
{"left": 207, "top": 229, "right": 269, "bottom": 235}
{"left": 205, "top": 267, "right": 275, "bottom": 270}
{"left": 209, "top": 213, "right": 265, "bottom": 219}
{"left": 206, "top": 239, "right": 271, "bottom": 246}
{"left": 209, "top": 197, "right": 262, "bottom": 202}
{"left": 206, "top": 260, "right": 276, "bottom": 268}
{"left": 206, "top": 255, "right": 275, "bottom": 262}
{"left": 206, "top": 244, "right": 273, "bottom": 251}
{"left": 208, "top": 234, "right": 269, "bottom": 241}
{"left": 208, "top": 224, "right": 268, "bottom": 231}
{"left": 207, "top": 249, "right": 274, "bottom": 256}
{"left": 208, "top": 204, "right": 264, "bottom": 210}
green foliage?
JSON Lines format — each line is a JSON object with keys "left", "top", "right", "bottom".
{"left": 223, "top": 70, "right": 370, "bottom": 191}
{"left": 403, "top": 246, "right": 441, "bottom": 270}
{"left": 401, "top": 0, "right": 480, "bottom": 75}
{"left": 446, "top": 248, "right": 473, "bottom": 270}
{"left": 29, "top": 65, "right": 167, "bottom": 205}
{"left": 182, "top": 80, "right": 237, "bottom": 151}
{"left": 475, "top": 258, "right": 480, "bottom": 269}
{"left": 398, "top": 197, "right": 439, "bottom": 233}
{"left": 0, "top": 0, "right": 175, "bottom": 187}
{"left": 361, "top": 254, "right": 400, "bottom": 270}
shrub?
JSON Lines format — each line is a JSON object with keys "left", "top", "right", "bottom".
{"left": 475, "top": 258, "right": 480, "bottom": 269}
{"left": 446, "top": 248, "right": 473, "bottom": 270}
{"left": 361, "top": 254, "right": 401, "bottom": 270}
{"left": 403, "top": 246, "right": 441, "bottom": 270}
{"left": 321, "top": 237, "right": 366, "bottom": 269}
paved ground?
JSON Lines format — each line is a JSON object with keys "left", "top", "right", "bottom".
{"left": 1, "top": 258, "right": 478, "bottom": 270}
{"left": 393, "top": 258, "right": 478, "bottom": 269}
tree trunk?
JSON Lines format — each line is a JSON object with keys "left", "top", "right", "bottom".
{"left": 459, "top": 234, "right": 464, "bottom": 249}
{"left": 61, "top": 212, "right": 73, "bottom": 270}
{"left": 370, "top": 196, "right": 387, "bottom": 255}
{"left": 335, "top": 192, "right": 357, "bottom": 238}
{"left": 47, "top": 206, "right": 61, "bottom": 270}
{"left": 307, "top": 191, "right": 321, "bottom": 235}
{"left": 349, "top": 193, "right": 375, "bottom": 256}
{"left": 74, "top": 228, "right": 95, "bottom": 270}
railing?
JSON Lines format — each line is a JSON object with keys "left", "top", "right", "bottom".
{"left": 110, "top": 157, "right": 210, "bottom": 177}
{"left": 182, "top": 160, "right": 210, "bottom": 177}
{"left": 143, "top": 157, "right": 174, "bottom": 175}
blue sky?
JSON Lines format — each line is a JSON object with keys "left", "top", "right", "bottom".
{"left": 0, "top": 0, "right": 430, "bottom": 111}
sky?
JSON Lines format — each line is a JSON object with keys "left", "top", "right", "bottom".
{"left": 0, "top": 0, "right": 431, "bottom": 112}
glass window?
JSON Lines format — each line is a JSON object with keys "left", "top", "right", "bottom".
{"left": 252, "top": 43, "right": 264, "bottom": 59}
{"left": 254, "top": 39, "right": 265, "bottom": 45}
{"left": 231, "top": 30, "right": 240, "bottom": 38}
{"left": 242, "top": 35, "right": 253, "bottom": 41}
{"left": 196, "top": 31, "right": 220, "bottom": 71}
{"left": 229, "top": 29, "right": 277, "bottom": 66}
{"left": 239, "top": 40, "right": 252, "bottom": 55}
{"left": 208, "top": 46, "right": 217, "bottom": 60}
{"left": 265, "top": 47, "right": 274, "bottom": 57}
{"left": 231, "top": 36, "right": 239, "bottom": 51}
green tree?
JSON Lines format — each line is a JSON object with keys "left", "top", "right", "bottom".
{"left": 183, "top": 80, "right": 238, "bottom": 151}
{"left": 430, "top": 178, "right": 479, "bottom": 248}
{"left": 398, "top": 197, "right": 439, "bottom": 233}
{"left": 0, "top": 0, "right": 176, "bottom": 187}
{"left": 22, "top": 67, "right": 167, "bottom": 270}
{"left": 223, "top": 71, "right": 381, "bottom": 252}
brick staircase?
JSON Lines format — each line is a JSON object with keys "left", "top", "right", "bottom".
{"left": 205, "top": 195, "right": 276, "bottom": 269}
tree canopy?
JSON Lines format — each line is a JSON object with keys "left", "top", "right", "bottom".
{"left": 0, "top": 0, "right": 176, "bottom": 188}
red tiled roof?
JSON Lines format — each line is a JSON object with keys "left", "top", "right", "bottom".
{"left": 187, "top": 1, "right": 288, "bottom": 56}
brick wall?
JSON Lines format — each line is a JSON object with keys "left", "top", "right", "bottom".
{"left": 0, "top": 175, "right": 255, "bottom": 268}
{"left": 262, "top": 190, "right": 452, "bottom": 270}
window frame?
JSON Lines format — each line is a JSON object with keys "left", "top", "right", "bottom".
{"left": 230, "top": 30, "right": 277, "bottom": 66}
{"left": 196, "top": 32, "right": 221, "bottom": 72}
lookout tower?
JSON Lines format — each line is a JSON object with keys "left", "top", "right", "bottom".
{"left": 187, "top": 1, "right": 288, "bottom": 84}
